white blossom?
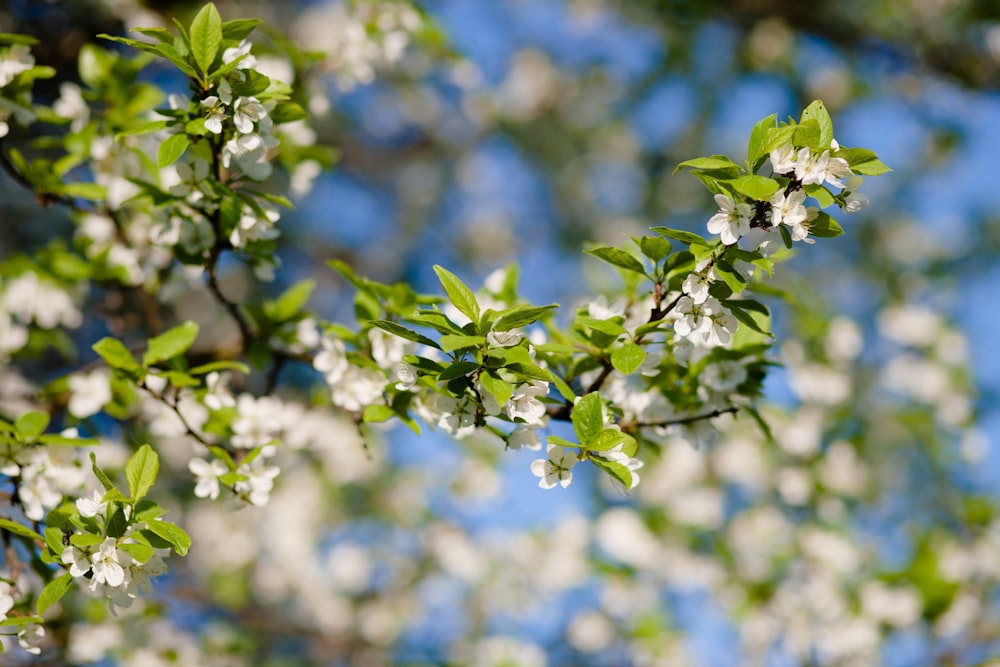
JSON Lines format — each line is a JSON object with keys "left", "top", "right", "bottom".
{"left": 506, "top": 380, "right": 548, "bottom": 425}
{"left": 0, "top": 45, "right": 34, "bottom": 86}
{"left": 231, "top": 394, "right": 284, "bottom": 449}
{"left": 76, "top": 489, "right": 107, "bottom": 518}
{"left": 189, "top": 457, "right": 228, "bottom": 500}
{"left": 90, "top": 538, "right": 130, "bottom": 588}
{"left": 507, "top": 424, "right": 542, "bottom": 450}
{"left": 531, "top": 443, "right": 577, "bottom": 489}
{"left": 17, "top": 624, "right": 44, "bottom": 655}
{"left": 706, "top": 193, "right": 752, "bottom": 245}
{"left": 314, "top": 334, "right": 349, "bottom": 384}
{"left": 487, "top": 327, "right": 524, "bottom": 348}
{"left": 330, "top": 366, "right": 385, "bottom": 412}
{"left": 67, "top": 370, "right": 111, "bottom": 418}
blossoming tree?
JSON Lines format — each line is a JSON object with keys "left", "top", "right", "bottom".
{"left": 0, "top": 1, "right": 992, "bottom": 665}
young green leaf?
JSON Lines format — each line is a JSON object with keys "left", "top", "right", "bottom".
{"left": 433, "top": 265, "right": 480, "bottom": 326}
{"left": 638, "top": 235, "right": 672, "bottom": 262}
{"left": 146, "top": 520, "right": 192, "bottom": 556}
{"left": 611, "top": 342, "right": 645, "bottom": 376}
{"left": 189, "top": 2, "right": 223, "bottom": 76}
{"left": 36, "top": 573, "right": 73, "bottom": 615}
{"left": 585, "top": 246, "right": 647, "bottom": 276}
{"left": 156, "top": 132, "right": 189, "bottom": 168}
{"left": 650, "top": 227, "right": 709, "bottom": 247}
{"left": 479, "top": 370, "right": 513, "bottom": 406}
{"left": 673, "top": 155, "right": 738, "bottom": 174}
{"left": 586, "top": 428, "right": 634, "bottom": 452}
{"left": 591, "top": 456, "right": 633, "bottom": 490}
{"left": 438, "top": 335, "right": 486, "bottom": 353}
{"left": 492, "top": 304, "right": 557, "bottom": 331}
{"left": 15, "top": 411, "right": 49, "bottom": 442}
{"left": 90, "top": 452, "right": 116, "bottom": 492}
{"left": 93, "top": 337, "right": 141, "bottom": 373}
{"left": 800, "top": 99, "right": 834, "bottom": 148}
{"left": 437, "top": 360, "right": 479, "bottom": 381}
{"left": 370, "top": 320, "right": 441, "bottom": 350}
{"left": 220, "top": 17, "right": 261, "bottom": 41}
{"left": 808, "top": 210, "right": 845, "bottom": 238}
{"left": 747, "top": 113, "right": 778, "bottom": 170}
{"left": 143, "top": 321, "right": 199, "bottom": 366}
{"left": 572, "top": 392, "right": 604, "bottom": 445}
{"left": 727, "top": 175, "right": 780, "bottom": 201}
{"left": 125, "top": 444, "right": 159, "bottom": 502}
{"left": 263, "top": 279, "right": 315, "bottom": 323}
{"left": 362, "top": 404, "right": 396, "bottom": 423}
{"left": 0, "top": 518, "right": 43, "bottom": 542}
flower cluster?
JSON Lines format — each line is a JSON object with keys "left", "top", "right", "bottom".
{"left": 61, "top": 497, "right": 170, "bottom": 611}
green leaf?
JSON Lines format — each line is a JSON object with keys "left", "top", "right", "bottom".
{"left": 638, "top": 235, "right": 672, "bottom": 262}
{"left": 650, "top": 226, "right": 709, "bottom": 247}
{"left": 586, "top": 428, "right": 634, "bottom": 452}
{"left": 439, "top": 335, "right": 486, "bottom": 353}
{"left": 15, "top": 412, "right": 49, "bottom": 441}
{"left": 189, "top": 360, "right": 250, "bottom": 375}
{"left": 761, "top": 125, "right": 797, "bottom": 159}
{"left": 0, "top": 519, "right": 42, "bottom": 542}
{"left": 585, "top": 246, "right": 647, "bottom": 276}
{"left": 591, "top": 456, "right": 633, "bottom": 490}
{"left": 262, "top": 279, "right": 314, "bottom": 323}
{"left": 572, "top": 392, "right": 604, "bottom": 445}
{"left": 118, "top": 542, "right": 154, "bottom": 564}
{"left": 143, "top": 321, "right": 199, "bottom": 366}
{"left": 433, "top": 265, "right": 480, "bottom": 326}
{"left": 121, "top": 119, "right": 175, "bottom": 140}
{"left": 93, "top": 338, "right": 141, "bottom": 373}
{"left": 714, "top": 259, "right": 748, "bottom": 293}
{"left": 101, "top": 488, "right": 128, "bottom": 505}
{"left": 437, "top": 360, "right": 479, "bottom": 381}
{"left": 156, "top": 132, "right": 189, "bottom": 168}
{"left": 125, "top": 444, "right": 159, "bottom": 502}
{"left": 0, "top": 33, "right": 38, "bottom": 46}
{"left": 39, "top": 434, "right": 100, "bottom": 447}
{"left": 674, "top": 155, "right": 738, "bottom": 174}
{"left": 575, "top": 316, "right": 626, "bottom": 338}
{"left": 71, "top": 533, "right": 103, "bottom": 548}
{"left": 220, "top": 18, "right": 261, "bottom": 40}
{"left": 547, "top": 435, "right": 580, "bottom": 450}
{"left": 723, "top": 301, "right": 773, "bottom": 338}
{"left": 146, "top": 520, "right": 191, "bottom": 556}
{"left": 60, "top": 182, "right": 108, "bottom": 201}
{"left": 0, "top": 614, "right": 44, "bottom": 627}
{"left": 804, "top": 183, "right": 835, "bottom": 208}
{"left": 727, "top": 175, "right": 780, "bottom": 201}
{"left": 492, "top": 304, "right": 557, "bottom": 331}
{"left": 362, "top": 405, "right": 395, "bottom": 423}
{"left": 370, "top": 320, "right": 440, "bottom": 350}
{"left": 131, "top": 27, "right": 176, "bottom": 43}
{"left": 808, "top": 210, "right": 845, "bottom": 238}
{"left": 794, "top": 119, "right": 821, "bottom": 148}
{"left": 611, "top": 343, "right": 645, "bottom": 376}
{"left": 406, "top": 310, "right": 465, "bottom": 336}
{"left": 402, "top": 354, "right": 445, "bottom": 374}
{"left": 189, "top": 2, "right": 222, "bottom": 76}
{"left": 90, "top": 453, "right": 116, "bottom": 492}
{"left": 835, "top": 147, "right": 892, "bottom": 175}
{"left": 800, "top": 100, "right": 834, "bottom": 148}
{"left": 747, "top": 113, "right": 778, "bottom": 169}
{"left": 270, "top": 101, "right": 309, "bottom": 124}
{"left": 478, "top": 370, "right": 513, "bottom": 406}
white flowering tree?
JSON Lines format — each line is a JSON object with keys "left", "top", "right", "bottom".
{"left": 0, "top": 1, "right": 992, "bottom": 665}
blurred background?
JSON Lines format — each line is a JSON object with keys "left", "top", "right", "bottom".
{"left": 2, "top": 0, "right": 1000, "bottom": 665}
